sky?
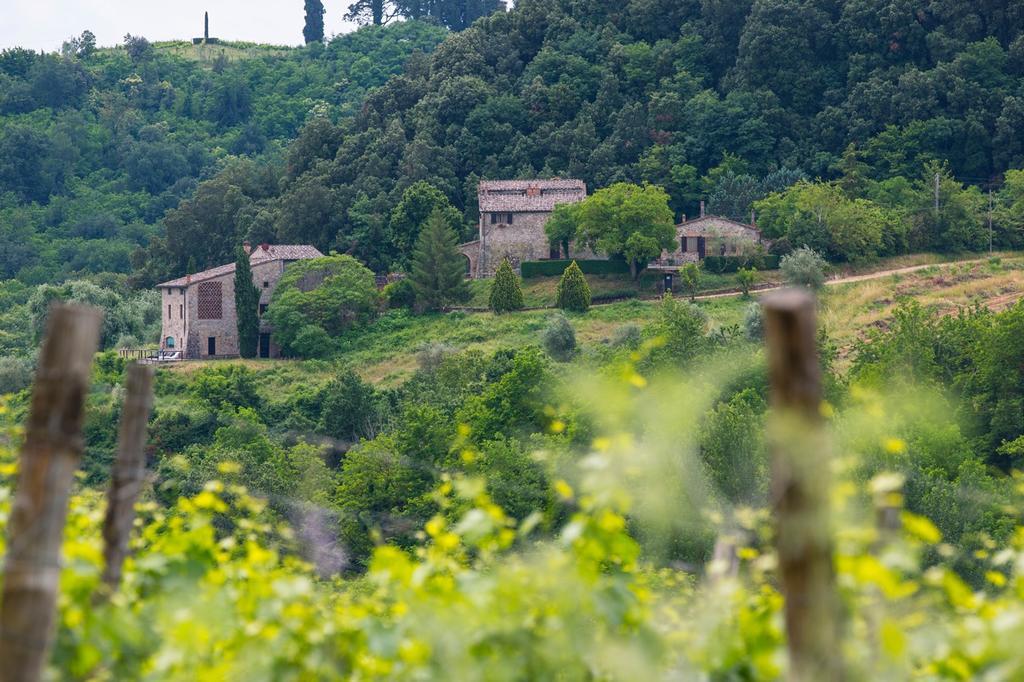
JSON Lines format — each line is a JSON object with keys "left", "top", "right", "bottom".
{"left": 1, "top": 0, "right": 360, "bottom": 52}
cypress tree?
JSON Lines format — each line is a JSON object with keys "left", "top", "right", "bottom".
{"left": 556, "top": 260, "right": 591, "bottom": 312}
{"left": 234, "top": 246, "right": 260, "bottom": 358}
{"left": 409, "top": 208, "right": 470, "bottom": 312}
{"left": 489, "top": 258, "right": 524, "bottom": 313}
{"left": 186, "top": 255, "right": 197, "bottom": 275}
{"left": 303, "top": 0, "right": 326, "bottom": 44}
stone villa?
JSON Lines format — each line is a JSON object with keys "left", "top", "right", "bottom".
{"left": 460, "top": 179, "right": 588, "bottom": 278}
{"left": 157, "top": 243, "right": 323, "bottom": 359}
{"left": 459, "top": 179, "right": 762, "bottom": 278}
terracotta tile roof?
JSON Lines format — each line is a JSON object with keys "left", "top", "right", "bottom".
{"left": 250, "top": 244, "right": 324, "bottom": 263}
{"left": 478, "top": 179, "right": 586, "bottom": 213}
{"left": 157, "top": 245, "right": 325, "bottom": 288}
{"left": 157, "top": 263, "right": 236, "bottom": 288}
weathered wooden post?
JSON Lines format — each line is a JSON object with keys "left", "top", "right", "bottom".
{"left": 762, "top": 289, "right": 843, "bottom": 681}
{"left": 0, "top": 304, "right": 102, "bottom": 682}
{"left": 100, "top": 363, "right": 155, "bottom": 592}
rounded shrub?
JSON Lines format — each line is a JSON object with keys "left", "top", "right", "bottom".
{"left": 293, "top": 325, "right": 334, "bottom": 359}
{"left": 0, "top": 355, "right": 33, "bottom": 394}
{"left": 743, "top": 302, "right": 764, "bottom": 341}
{"left": 542, "top": 313, "right": 576, "bottom": 361}
{"left": 781, "top": 246, "right": 827, "bottom": 290}
{"left": 489, "top": 258, "right": 524, "bottom": 313}
{"left": 556, "top": 261, "right": 591, "bottom": 312}
{"left": 383, "top": 278, "right": 416, "bottom": 309}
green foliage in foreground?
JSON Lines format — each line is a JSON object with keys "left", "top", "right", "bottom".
{"left": 555, "top": 261, "right": 591, "bottom": 313}
{"left": 9, "top": 357, "right": 1024, "bottom": 679}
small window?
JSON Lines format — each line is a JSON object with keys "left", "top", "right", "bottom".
{"left": 179, "top": 288, "right": 185, "bottom": 296}
{"left": 167, "top": 304, "right": 171, "bottom": 319}
{"left": 263, "top": 281, "right": 269, "bottom": 288}
{"left": 685, "top": 237, "right": 699, "bottom": 253}
{"left": 179, "top": 304, "right": 183, "bottom": 318}
{"left": 165, "top": 336, "right": 175, "bottom": 348}
{"left": 259, "top": 303, "right": 268, "bottom": 316}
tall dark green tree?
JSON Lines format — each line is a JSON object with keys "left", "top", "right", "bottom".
{"left": 303, "top": 0, "right": 326, "bottom": 43}
{"left": 234, "top": 246, "right": 260, "bottom": 358}
{"left": 409, "top": 208, "right": 470, "bottom": 311}
{"left": 489, "top": 258, "right": 524, "bottom": 313}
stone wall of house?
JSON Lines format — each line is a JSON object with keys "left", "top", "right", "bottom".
{"left": 160, "top": 287, "right": 187, "bottom": 352}
{"left": 657, "top": 218, "right": 761, "bottom": 266}
{"left": 185, "top": 270, "right": 239, "bottom": 359}
{"left": 478, "top": 211, "right": 552, "bottom": 276}
{"left": 162, "top": 258, "right": 301, "bottom": 360}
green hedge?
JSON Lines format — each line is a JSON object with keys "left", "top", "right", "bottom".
{"left": 521, "top": 259, "right": 630, "bottom": 278}
{"left": 701, "top": 254, "right": 780, "bottom": 274}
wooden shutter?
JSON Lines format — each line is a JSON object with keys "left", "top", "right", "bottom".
{"left": 697, "top": 237, "right": 706, "bottom": 258}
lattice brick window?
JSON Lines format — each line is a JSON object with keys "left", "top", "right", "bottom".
{"left": 197, "top": 281, "right": 222, "bottom": 320}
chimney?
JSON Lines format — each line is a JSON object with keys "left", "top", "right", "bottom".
{"left": 243, "top": 240, "right": 251, "bottom": 255}
{"left": 681, "top": 213, "right": 686, "bottom": 223}
{"left": 204, "top": 11, "right": 209, "bottom": 40}
{"left": 699, "top": 200, "right": 705, "bottom": 218}
{"left": 260, "top": 243, "right": 270, "bottom": 252}
{"left": 751, "top": 210, "right": 756, "bottom": 226}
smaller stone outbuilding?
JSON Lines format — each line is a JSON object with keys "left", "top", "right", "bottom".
{"left": 157, "top": 243, "right": 323, "bottom": 360}
{"left": 653, "top": 215, "right": 762, "bottom": 268}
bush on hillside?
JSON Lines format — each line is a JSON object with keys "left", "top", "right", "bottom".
{"left": 680, "top": 262, "right": 701, "bottom": 301}
{"left": 318, "top": 369, "right": 383, "bottom": 443}
{"left": 489, "top": 259, "right": 524, "bottom": 313}
{"left": 611, "top": 323, "right": 642, "bottom": 349}
{"left": 744, "top": 302, "right": 764, "bottom": 341}
{"left": 0, "top": 355, "right": 33, "bottom": 394}
{"left": 293, "top": 324, "right": 334, "bottom": 359}
{"left": 556, "top": 261, "right": 591, "bottom": 312}
{"left": 265, "top": 254, "right": 379, "bottom": 355}
{"left": 646, "top": 294, "right": 709, "bottom": 366}
{"left": 781, "top": 246, "right": 828, "bottom": 290}
{"left": 383, "top": 278, "right": 415, "bottom": 309}
{"left": 737, "top": 267, "right": 757, "bottom": 297}
{"left": 543, "top": 314, "right": 577, "bottom": 361}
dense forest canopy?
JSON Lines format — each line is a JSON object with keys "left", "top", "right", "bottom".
{"left": 2, "top": 1, "right": 1024, "bottom": 286}
{"left": 133, "top": 0, "right": 1024, "bottom": 281}
{"left": 0, "top": 22, "right": 447, "bottom": 284}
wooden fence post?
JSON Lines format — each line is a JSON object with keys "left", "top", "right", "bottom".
{"left": 100, "top": 363, "right": 155, "bottom": 593}
{"left": 762, "top": 289, "right": 843, "bottom": 682}
{"left": 0, "top": 304, "right": 102, "bottom": 682}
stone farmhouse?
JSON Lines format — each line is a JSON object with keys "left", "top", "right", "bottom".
{"left": 157, "top": 243, "right": 323, "bottom": 359}
{"left": 652, "top": 213, "right": 763, "bottom": 269}
{"left": 459, "top": 179, "right": 762, "bottom": 278}
{"left": 460, "top": 179, "right": 588, "bottom": 278}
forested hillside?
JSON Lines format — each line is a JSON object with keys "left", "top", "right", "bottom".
{"left": 0, "top": 23, "right": 446, "bottom": 284}
{"left": 4, "top": 2, "right": 1024, "bottom": 287}
{"left": 124, "top": 0, "right": 1024, "bottom": 283}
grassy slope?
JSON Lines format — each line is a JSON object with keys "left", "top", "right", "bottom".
{"left": 464, "top": 252, "right": 1002, "bottom": 309}
{"left": 167, "top": 253, "right": 1024, "bottom": 387}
